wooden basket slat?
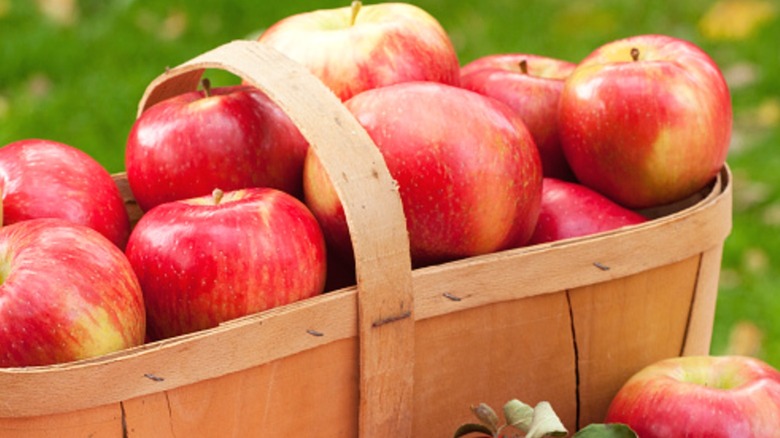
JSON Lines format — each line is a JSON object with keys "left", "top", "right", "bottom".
{"left": 682, "top": 242, "right": 726, "bottom": 356}
{"left": 122, "top": 338, "right": 359, "bottom": 437}
{"left": 571, "top": 255, "right": 701, "bottom": 428}
{"left": 413, "top": 291, "right": 578, "bottom": 434}
{"left": 0, "top": 404, "right": 121, "bottom": 438}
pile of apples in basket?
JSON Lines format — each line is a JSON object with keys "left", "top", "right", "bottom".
{"left": 1, "top": 2, "right": 778, "bottom": 437}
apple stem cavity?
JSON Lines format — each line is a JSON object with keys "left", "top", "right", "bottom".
{"left": 201, "top": 78, "right": 212, "bottom": 97}
{"left": 212, "top": 188, "right": 224, "bottom": 205}
{"left": 519, "top": 59, "right": 529, "bottom": 74}
{"left": 631, "top": 47, "right": 640, "bottom": 62}
{"left": 350, "top": 0, "right": 362, "bottom": 26}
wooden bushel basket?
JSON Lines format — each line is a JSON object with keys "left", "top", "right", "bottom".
{"left": 0, "top": 41, "right": 732, "bottom": 437}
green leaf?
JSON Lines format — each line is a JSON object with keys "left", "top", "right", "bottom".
{"left": 525, "top": 401, "right": 568, "bottom": 438}
{"left": 503, "top": 399, "right": 534, "bottom": 432}
{"left": 573, "top": 423, "right": 638, "bottom": 437}
{"left": 471, "top": 403, "right": 500, "bottom": 432}
{"left": 452, "top": 422, "right": 495, "bottom": 438}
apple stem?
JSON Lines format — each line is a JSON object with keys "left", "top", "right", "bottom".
{"left": 212, "top": 188, "right": 224, "bottom": 205}
{"left": 201, "top": 78, "right": 212, "bottom": 97}
{"left": 519, "top": 59, "right": 529, "bottom": 74}
{"left": 350, "top": 0, "right": 362, "bottom": 26}
{"left": 631, "top": 47, "right": 640, "bottom": 62}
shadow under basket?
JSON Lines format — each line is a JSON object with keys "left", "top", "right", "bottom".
{"left": 0, "top": 41, "right": 733, "bottom": 438}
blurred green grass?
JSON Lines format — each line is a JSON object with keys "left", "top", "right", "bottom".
{"left": 1, "top": 1, "right": 779, "bottom": 366}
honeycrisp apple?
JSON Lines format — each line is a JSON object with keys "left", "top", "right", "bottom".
{"left": 304, "top": 81, "right": 542, "bottom": 267}
{"left": 125, "top": 187, "right": 327, "bottom": 340}
{"left": 558, "top": 34, "right": 732, "bottom": 209}
{"left": 461, "top": 54, "right": 577, "bottom": 180}
{"left": 605, "top": 355, "right": 780, "bottom": 437}
{"left": 0, "top": 219, "right": 145, "bottom": 368}
{"left": 125, "top": 81, "right": 309, "bottom": 212}
{"left": 0, "top": 139, "right": 130, "bottom": 249}
{"left": 528, "top": 178, "right": 647, "bottom": 245}
{"left": 257, "top": 1, "right": 460, "bottom": 101}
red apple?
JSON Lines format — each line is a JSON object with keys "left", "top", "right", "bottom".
{"left": 0, "top": 139, "right": 130, "bottom": 249}
{"left": 558, "top": 34, "right": 732, "bottom": 209}
{"left": 125, "top": 187, "right": 327, "bottom": 340}
{"left": 125, "top": 82, "right": 309, "bottom": 212}
{"left": 528, "top": 178, "right": 647, "bottom": 245}
{"left": 0, "top": 219, "right": 145, "bottom": 367}
{"left": 303, "top": 81, "right": 542, "bottom": 267}
{"left": 605, "top": 355, "right": 780, "bottom": 437}
{"left": 460, "top": 53, "right": 577, "bottom": 180}
{"left": 257, "top": 1, "right": 461, "bottom": 101}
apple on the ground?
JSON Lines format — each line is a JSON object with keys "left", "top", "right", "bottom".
{"left": 528, "top": 178, "right": 647, "bottom": 245}
{"left": 558, "top": 34, "right": 731, "bottom": 209}
{"left": 0, "top": 138, "right": 131, "bottom": 249}
{"left": 461, "top": 53, "right": 577, "bottom": 181}
{"left": 125, "top": 187, "right": 327, "bottom": 340}
{"left": 605, "top": 355, "right": 780, "bottom": 437}
{"left": 0, "top": 219, "right": 145, "bottom": 367}
{"left": 125, "top": 81, "right": 309, "bottom": 212}
{"left": 303, "top": 81, "right": 542, "bottom": 267}
{"left": 257, "top": 1, "right": 461, "bottom": 101}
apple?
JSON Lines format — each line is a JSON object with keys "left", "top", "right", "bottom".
{"left": 256, "top": 1, "right": 461, "bottom": 101}
{"left": 0, "top": 139, "right": 131, "bottom": 249}
{"left": 303, "top": 81, "right": 543, "bottom": 267}
{"left": 558, "top": 34, "right": 732, "bottom": 209}
{"left": 460, "top": 53, "right": 577, "bottom": 180}
{"left": 528, "top": 178, "right": 647, "bottom": 245}
{"left": 605, "top": 355, "right": 780, "bottom": 437}
{"left": 0, "top": 219, "right": 145, "bottom": 367}
{"left": 125, "top": 81, "right": 309, "bottom": 212}
{"left": 125, "top": 187, "right": 327, "bottom": 340}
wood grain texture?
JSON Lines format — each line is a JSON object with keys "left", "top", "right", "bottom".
{"left": 122, "top": 338, "right": 359, "bottom": 437}
{"left": 570, "top": 256, "right": 700, "bottom": 427}
{"left": 681, "top": 243, "right": 726, "bottom": 356}
{"left": 0, "top": 403, "right": 122, "bottom": 438}
{"left": 413, "top": 292, "right": 577, "bottom": 434}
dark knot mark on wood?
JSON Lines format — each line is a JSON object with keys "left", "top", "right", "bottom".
{"left": 306, "top": 329, "right": 325, "bottom": 337}
{"left": 593, "top": 262, "right": 610, "bottom": 271}
{"left": 144, "top": 373, "right": 165, "bottom": 382}
{"left": 372, "top": 310, "right": 412, "bottom": 328}
{"left": 442, "top": 292, "right": 462, "bottom": 302}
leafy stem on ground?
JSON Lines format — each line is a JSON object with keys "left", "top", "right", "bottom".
{"left": 453, "top": 398, "right": 637, "bottom": 438}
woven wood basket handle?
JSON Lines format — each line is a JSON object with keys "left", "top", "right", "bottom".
{"left": 138, "top": 40, "right": 415, "bottom": 437}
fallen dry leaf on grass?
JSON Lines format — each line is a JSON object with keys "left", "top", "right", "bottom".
{"left": 699, "top": 0, "right": 777, "bottom": 40}
{"left": 726, "top": 320, "right": 764, "bottom": 357}
{"left": 0, "top": 0, "right": 10, "bottom": 19}
{"left": 35, "top": 0, "right": 78, "bottom": 26}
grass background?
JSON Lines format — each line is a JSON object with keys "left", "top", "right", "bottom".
{"left": 1, "top": 1, "right": 779, "bottom": 366}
